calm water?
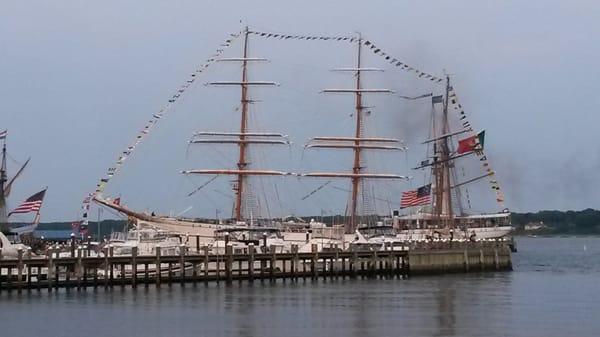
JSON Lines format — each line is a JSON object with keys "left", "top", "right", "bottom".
{"left": 1, "top": 237, "right": 599, "bottom": 337}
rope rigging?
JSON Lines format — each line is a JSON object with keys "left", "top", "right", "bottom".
{"left": 84, "top": 26, "right": 505, "bottom": 223}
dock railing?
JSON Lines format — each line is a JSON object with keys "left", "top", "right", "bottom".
{"left": 0, "top": 244, "right": 410, "bottom": 292}
{"left": 0, "top": 240, "right": 513, "bottom": 292}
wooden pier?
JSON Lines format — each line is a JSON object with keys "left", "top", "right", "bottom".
{"left": 0, "top": 242, "right": 512, "bottom": 292}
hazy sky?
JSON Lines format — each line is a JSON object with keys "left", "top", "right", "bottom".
{"left": 2, "top": 0, "right": 600, "bottom": 221}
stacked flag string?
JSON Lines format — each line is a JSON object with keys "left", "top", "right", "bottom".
{"left": 87, "top": 28, "right": 505, "bottom": 214}
{"left": 248, "top": 30, "right": 355, "bottom": 42}
{"left": 360, "top": 40, "right": 443, "bottom": 83}
{"left": 90, "top": 32, "right": 241, "bottom": 199}
{"left": 448, "top": 87, "right": 506, "bottom": 208}
{"left": 248, "top": 30, "right": 443, "bottom": 83}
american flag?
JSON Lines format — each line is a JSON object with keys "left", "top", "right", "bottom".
{"left": 0, "top": 130, "right": 6, "bottom": 140}
{"left": 401, "top": 184, "right": 432, "bottom": 209}
{"left": 8, "top": 189, "right": 46, "bottom": 216}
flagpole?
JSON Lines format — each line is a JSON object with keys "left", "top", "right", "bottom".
{"left": 33, "top": 187, "right": 47, "bottom": 236}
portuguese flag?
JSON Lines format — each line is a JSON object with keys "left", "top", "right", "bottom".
{"left": 457, "top": 130, "right": 485, "bottom": 154}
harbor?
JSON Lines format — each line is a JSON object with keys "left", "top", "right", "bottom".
{"left": 4, "top": 1, "right": 600, "bottom": 336}
{"left": 1, "top": 24, "right": 518, "bottom": 288}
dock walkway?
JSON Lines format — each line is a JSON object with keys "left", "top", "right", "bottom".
{"left": 0, "top": 242, "right": 512, "bottom": 292}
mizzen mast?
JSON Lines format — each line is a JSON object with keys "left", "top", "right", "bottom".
{"left": 0, "top": 138, "right": 7, "bottom": 230}
{"left": 182, "top": 27, "right": 287, "bottom": 222}
{"left": 304, "top": 34, "right": 406, "bottom": 233}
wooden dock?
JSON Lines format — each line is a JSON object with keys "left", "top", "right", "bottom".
{"left": 0, "top": 241, "right": 512, "bottom": 293}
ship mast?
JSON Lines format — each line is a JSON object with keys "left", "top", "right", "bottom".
{"left": 0, "top": 134, "right": 31, "bottom": 231}
{"left": 0, "top": 140, "right": 7, "bottom": 230}
{"left": 350, "top": 35, "right": 364, "bottom": 231}
{"left": 433, "top": 76, "right": 454, "bottom": 228}
{"left": 304, "top": 34, "right": 406, "bottom": 233}
{"left": 183, "top": 26, "right": 289, "bottom": 222}
{"left": 236, "top": 27, "right": 251, "bottom": 221}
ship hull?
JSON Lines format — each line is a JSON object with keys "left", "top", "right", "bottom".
{"left": 396, "top": 226, "right": 513, "bottom": 241}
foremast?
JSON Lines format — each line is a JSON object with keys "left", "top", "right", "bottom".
{"left": 304, "top": 34, "right": 407, "bottom": 233}
{"left": 236, "top": 27, "right": 251, "bottom": 221}
{"left": 182, "top": 26, "right": 289, "bottom": 222}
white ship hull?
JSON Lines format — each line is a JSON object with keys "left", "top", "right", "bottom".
{"left": 466, "top": 226, "right": 513, "bottom": 239}
{"left": 396, "top": 226, "right": 513, "bottom": 241}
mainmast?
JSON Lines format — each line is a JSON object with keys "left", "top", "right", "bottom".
{"left": 183, "top": 26, "right": 288, "bottom": 222}
{"left": 432, "top": 76, "right": 454, "bottom": 228}
{"left": 304, "top": 34, "right": 406, "bottom": 233}
{"left": 0, "top": 133, "right": 31, "bottom": 231}
{"left": 350, "top": 36, "right": 364, "bottom": 231}
{"left": 237, "top": 27, "right": 251, "bottom": 221}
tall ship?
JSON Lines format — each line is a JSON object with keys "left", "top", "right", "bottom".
{"left": 393, "top": 78, "right": 512, "bottom": 240}
{"left": 92, "top": 27, "right": 512, "bottom": 247}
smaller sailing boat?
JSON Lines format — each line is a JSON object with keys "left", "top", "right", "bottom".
{"left": 394, "top": 78, "right": 512, "bottom": 241}
{"left": 0, "top": 130, "right": 47, "bottom": 239}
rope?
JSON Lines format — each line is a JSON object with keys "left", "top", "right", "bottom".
{"left": 89, "top": 31, "right": 241, "bottom": 198}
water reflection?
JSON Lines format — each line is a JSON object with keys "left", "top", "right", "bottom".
{"left": 2, "top": 238, "right": 600, "bottom": 337}
{"left": 433, "top": 283, "right": 456, "bottom": 337}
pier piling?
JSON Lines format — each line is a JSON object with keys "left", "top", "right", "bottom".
{"left": 0, "top": 241, "right": 512, "bottom": 292}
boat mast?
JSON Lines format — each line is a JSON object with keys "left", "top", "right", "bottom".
{"left": 433, "top": 76, "right": 454, "bottom": 228}
{"left": 304, "top": 33, "right": 405, "bottom": 234}
{"left": 350, "top": 35, "right": 364, "bottom": 232}
{"left": 183, "top": 26, "right": 287, "bottom": 222}
{"left": 443, "top": 76, "right": 455, "bottom": 228}
{"left": 0, "top": 140, "right": 7, "bottom": 230}
{"left": 236, "top": 27, "right": 250, "bottom": 222}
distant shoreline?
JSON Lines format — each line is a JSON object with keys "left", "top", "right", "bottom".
{"left": 22, "top": 208, "right": 598, "bottom": 236}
